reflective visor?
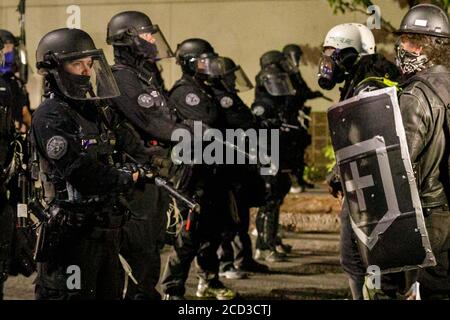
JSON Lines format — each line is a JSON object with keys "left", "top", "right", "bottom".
{"left": 286, "top": 51, "right": 300, "bottom": 68}
{"left": 223, "top": 65, "right": 253, "bottom": 92}
{"left": 53, "top": 49, "right": 120, "bottom": 100}
{"left": 261, "top": 72, "right": 296, "bottom": 96}
{"left": 147, "top": 25, "right": 174, "bottom": 60}
{"left": 279, "top": 58, "right": 298, "bottom": 74}
{"left": 196, "top": 55, "right": 226, "bottom": 77}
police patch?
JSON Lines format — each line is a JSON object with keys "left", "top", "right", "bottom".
{"left": 137, "top": 93, "right": 155, "bottom": 108}
{"left": 252, "top": 105, "right": 265, "bottom": 116}
{"left": 46, "top": 136, "right": 68, "bottom": 160}
{"left": 185, "top": 93, "right": 200, "bottom": 106}
{"left": 220, "top": 96, "right": 233, "bottom": 108}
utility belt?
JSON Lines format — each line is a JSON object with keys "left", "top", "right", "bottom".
{"left": 423, "top": 204, "right": 449, "bottom": 217}
{"left": 50, "top": 199, "right": 129, "bottom": 230}
{"left": 34, "top": 200, "right": 129, "bottom": 263}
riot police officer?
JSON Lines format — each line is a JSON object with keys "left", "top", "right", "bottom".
{"left": 106, "top": 10, "right": 189, "bottom": 300}
{"left": 213, "top": 57, "right": 268, "bottom": 278}
{"left": 32, "top": 28, "right": 152, "bottom": 300}
{"left": 394, "top": 3, "right": 450, "bottom": 299}
{"left": 252, "top": 53, "right": 297, "bottom": 263}
{"left": 0, "top": 37, "right": 15, "bottom": 300}
{"left": 282, "top": 44, "right": 323, "bottom": 193}
{"left": 0, "top": 30, "right": 35, "bottom": 300}
{"left": 161, "top": 38, "right": 236, "bottom": 300}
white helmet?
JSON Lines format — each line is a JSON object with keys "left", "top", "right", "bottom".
{"left": 323, "top": 23, "right": 375, "bottom": 55}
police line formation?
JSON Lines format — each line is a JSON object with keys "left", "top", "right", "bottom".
{"left": 1, "top": 3, "right": 450, "bottom": 300}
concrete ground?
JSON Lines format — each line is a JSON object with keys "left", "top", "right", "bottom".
{"left": 4, "top": 187, "right": 350, "bottom": 300}
{"left": 3, "top": 231, "right": 349, "bottom": 300}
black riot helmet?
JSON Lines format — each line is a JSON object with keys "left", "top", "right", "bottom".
{"left": 107, "top": 11, "right": 173, "bottom": 61}
{"left": 260, "top": 50, "right": 298, "bottom": 75}
{"left": 175, "top": 38, "right": 226, "bottom": 80}
{"left": 259, "top": 50, "right": 284, "bottom": 69}
{"left": 222, "top": 56, "right": 253, "bottom": 93}
{"left": 395, "top": 4, "right": 450, "bottom": 38}
{"left": 282, "top": 44, "right": 303, "bottom": 67}
{"left": 0, "top": 29, "right": 17, "bottom": 45}
{"left": 36, "top": 28, "right": 120, "bottom": 100}
{"left": 256, "top": 64, "right": 296, "bottom": 96}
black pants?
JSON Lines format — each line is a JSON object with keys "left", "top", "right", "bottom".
{"left": 161, "top": 182, "right": 228, "bottom": 296}
{"left": 255, "top": 172, "right": 291, "bottom": 250}
{"left": 35, "top": 226, "right": 122, "bottom": 300}
{"left": 218, "top": 196, "right": 253, "bottom": 271}
{"left": 339, "top": 200, "right": 367, "bottom": 299}
{"left": 0, "top": 193, "right": 14, "bottom": 300}
{"left": 406, "top": 210, "right": 450, "bottom": 298}
{"left": 120, "top": 183, "right": 169, "bottom": 300}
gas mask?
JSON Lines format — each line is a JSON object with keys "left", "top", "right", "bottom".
{"left": 317, "top": 48, "right": 358, "bottom": 90}
{"left": 395, "top": 42, "right": 429, "bottom": 76}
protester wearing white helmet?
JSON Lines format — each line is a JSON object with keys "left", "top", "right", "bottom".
{"left": 318, "top": 23, "right": 380, "bottom": 93}
{"left": 319, "top": 23, "right": 400, "bottom": 300}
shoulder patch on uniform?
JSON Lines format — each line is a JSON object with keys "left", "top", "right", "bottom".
{"left": 220, "top": 96, "right": 234, "bottom": 108}
{"left": 252, "top": 105, "right": 265, "bottom": 116}
{"left": 137, "top": 93, "right": 155, "bottom": 108}
{"left": 185, "top": 93, "right": 201, "bottom": 106}
{"left": 46, "top": 136, "right": 68, "bottom": 160}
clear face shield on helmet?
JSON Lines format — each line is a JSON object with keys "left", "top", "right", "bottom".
{"left": 260, "top": 71, "right": 296, "bottom": 96}
{"left": 285, "top": 51, "right": 301, "bottom": 68}
{"left": 279, "top": 57, "right": 298, "bottom": 74}
{"left": 222, "top": 65, "right": 253, "bottom": 93}
{"left": 195, "top": 54, "right": 226, "bottom": 78}
{"left": 47, "top": 49, "right": 120, "bottom": 100}
{"left": 129, "top": 24, "right": 174, "bottom": 61}
{"left": 141, "top": 25, "right": 174, "bottom": 60}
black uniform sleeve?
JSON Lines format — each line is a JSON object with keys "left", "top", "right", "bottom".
{"left": 111, "top": 68, "right": 186, "bottom": 143}
{"left": 170, "top": 85, "right": 219, "bottom": 126}
{"left": 220, "top": 94, "right": 255, "bottom": 130}
{"left": 32, "top": 104, "right": 133, "bottom": 196}
{"left": 106, "top": 107, "right": 159, "bottom": 163}
{"left": 251, "top": 95, "right": 279, "bottom": 129}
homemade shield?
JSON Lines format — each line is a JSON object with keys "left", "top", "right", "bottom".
{"left": 328, "top": 87, "right": 435, "bottom": 274}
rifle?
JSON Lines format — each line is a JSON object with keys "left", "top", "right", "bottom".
{"left": 16, "top": 0, "right": 28, "bottom": 83}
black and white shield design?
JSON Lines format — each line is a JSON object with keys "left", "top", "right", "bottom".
{"left": 328, "top": 87, "right": 435, "bottom": 273}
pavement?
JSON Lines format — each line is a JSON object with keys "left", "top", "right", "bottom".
{"left": 4, "top": 231, "right": 349, "bottom": 300}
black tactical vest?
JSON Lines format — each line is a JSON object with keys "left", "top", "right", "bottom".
{"left": 39, "top": 99, "right": 117, "bottom": 203}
